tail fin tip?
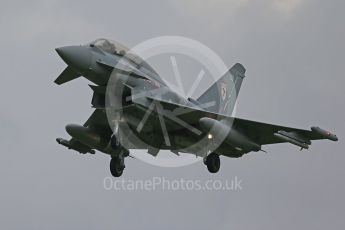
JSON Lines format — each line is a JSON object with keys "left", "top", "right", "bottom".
{"left": 230, "top": 63, "right": 246, "bottom": 77}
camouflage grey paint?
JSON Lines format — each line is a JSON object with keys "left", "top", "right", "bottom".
{"left": 55, "top": 38, "right": 338, "bottom": 170}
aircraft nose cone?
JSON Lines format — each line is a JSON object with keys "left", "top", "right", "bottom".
{"left": 56, "top": 46, "right": 91, "bottom": 72}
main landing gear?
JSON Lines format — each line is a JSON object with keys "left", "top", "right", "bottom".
{"left": 109, "top": 134, "right": 127, "bottom": 177}
{"left": 204, "top": 153, "right": 220, "bottom": 173}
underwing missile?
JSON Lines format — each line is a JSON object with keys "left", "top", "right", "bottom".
{"left": 56, "top": 138, "right": 95, "bottom": 154}
{"left": 274, "top": 133, "right": 309, "bottom": 149}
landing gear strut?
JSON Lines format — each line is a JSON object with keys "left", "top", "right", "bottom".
{"left": 110, "top": 135, "right": 120, "bottom": 149}
{"left": 109, "top": 133, "right": 129, "bottom": 177}
{"left": 204, "top": 153, "right": 220, "bottom": 173}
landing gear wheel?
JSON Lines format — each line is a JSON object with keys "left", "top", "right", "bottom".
{"left": 110, "top": 157, "right": 124, "bottom": 177}
{"left": 205, "top": 153, "right": 220, "bottom": 173}
{"left": 110, "top": 135, "right": 120, "bottom": 149}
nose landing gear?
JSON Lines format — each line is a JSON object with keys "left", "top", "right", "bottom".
{"left": 109, "top": 134, "right": 128, "bottom": 177}
{"left": 110, "top": 156, "right": 125, "bottom": 177}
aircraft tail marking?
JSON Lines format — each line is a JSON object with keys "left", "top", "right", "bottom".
{"left": 196, "top": 63, "right": 246, "bottom": 116}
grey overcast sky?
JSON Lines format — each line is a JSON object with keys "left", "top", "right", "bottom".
{"left": 1, "top": 0, "right": 344, "bottom": 229}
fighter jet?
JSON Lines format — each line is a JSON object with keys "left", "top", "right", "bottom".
{"left": 55, "top": 38, "right": 338, "bottom": 177}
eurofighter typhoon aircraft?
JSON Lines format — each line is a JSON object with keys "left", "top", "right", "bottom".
{"left": 55, "top": 38, "right": 338, "bottom": 177}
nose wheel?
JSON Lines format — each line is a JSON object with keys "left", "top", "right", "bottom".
{"left": 204, "top": 153, "right": 220, "bottom": 173}
{"left": 109, "top": 133, "right": 129, "bottom": 177}
{"left": 110, "top": 156, "right": 125, "bottom": 177}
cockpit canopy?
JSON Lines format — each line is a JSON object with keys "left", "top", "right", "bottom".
{"left": 88, "top": 38, "right": 144, "bottom": 66}
{"left": 90, "top": 38, "right": 128, "bottom": 55}
{"left": 86, "top": 38, "right": 158, "bottom": 77}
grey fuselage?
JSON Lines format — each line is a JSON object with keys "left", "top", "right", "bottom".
{"left": 56, "top": 43, "right": 215, "bottom": 155}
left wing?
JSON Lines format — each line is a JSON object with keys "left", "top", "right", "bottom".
{"left": 130, "top": 95, "right": 337, "bottom": 152}
{"left": 230, "top": 117, "right": 338, "bottom": 149}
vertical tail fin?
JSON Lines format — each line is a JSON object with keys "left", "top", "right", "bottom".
{"left": 196, "top": 63, "right": 246, "bottom": 116}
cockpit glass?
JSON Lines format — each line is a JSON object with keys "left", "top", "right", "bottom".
{"left": 89, "top": 38, "right": 128, "bottom": 55}
{"left": 89, "top": 38, "right": 145, "bottom": 65}
{"left": 87, "top": 38, "right": 157, "bottom": 74}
